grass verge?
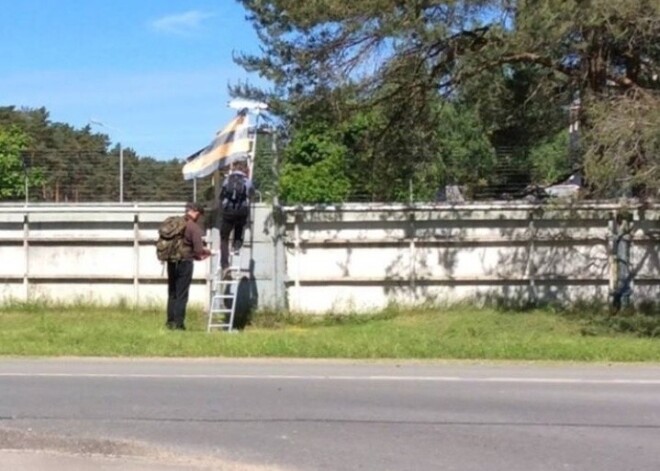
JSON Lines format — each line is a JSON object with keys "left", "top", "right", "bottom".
{"left": 0, "top": 302, "right": 658, "bottom": 361}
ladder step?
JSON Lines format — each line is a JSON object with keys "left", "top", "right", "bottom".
{"left": 214, "top": 280, "right": 239, "bottom": 285}
{"left": 208, "top": 231, "right": 251, "bottom": 333}
{"left": 211, "top": 306, "right": 231, "bottom": 312}
{"left": 211, "top": 283, "right": 234, "bottom": 296}
{"left": 221, "top": 272, "right": 248, "bottom": 276}
{"left": 212, "top": 297, "right": 232, "bottom": 302}
{"left": 211, "top": 292, "right": 234, "bottom": 297}
{"left": 212, "top": 287, "right": 237, "bottom": 293}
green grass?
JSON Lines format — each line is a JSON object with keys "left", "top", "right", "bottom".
{"left": 0, "top": 302, "right": 659, "bottom": 361}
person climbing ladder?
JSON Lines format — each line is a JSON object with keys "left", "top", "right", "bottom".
{"left": 219, "top": 158, "right": 254, "bottom": 278}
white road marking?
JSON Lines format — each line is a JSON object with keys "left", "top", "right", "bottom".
{"left": 0, "top": 373, "right": 659, "bottom": 384}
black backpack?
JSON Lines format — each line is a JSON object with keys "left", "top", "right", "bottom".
{"left": 222, "top": 173, "right": 248, "bottom": 214}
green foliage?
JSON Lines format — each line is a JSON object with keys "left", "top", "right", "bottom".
{"left": 1, "top": 302, "right": 659, "bottom": 361}
{"left": 433, "top": 104, "right": 496, "bottom": 197}
{"left": 0, "top": 126, "right": 44, "bottom": 199}
{"left": 251, "top": 130, "right": 277, "bottom": 202}
{"left": 235, "top": 0, "right": 660, "bottom": 200}
{"left": 279, "top": 128, "right": 350, "bottom": 203}
{"left": 561, "top": 305, "right": 660, "bottom": 338}
{"left": 529, "top": 131, "right": 572, "bottom": 185}
{"left": 0, "top": 106, "right": 197, "bottom": 202}
{"left": 0, "top": 127, "right": 27, "bottom": 198}
{"left": 277, "top": 98, "right": 497, "bottom": 203}
{"left": 583, "top": 94, "right": 660, "bottom": 198}
{"left": 597, "top": 313, "right": 660, "bottom": 338}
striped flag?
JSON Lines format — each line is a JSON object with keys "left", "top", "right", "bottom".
{"left": 182, "top": 111, "right": 252, "bottom": 180}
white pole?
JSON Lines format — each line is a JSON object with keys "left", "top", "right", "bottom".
{"left": 119, "top": 143, "right": 124, "bottom": 203}
{"left": 22, "top": 154, "right": 29, "bottom": 206}
{"left": 271, "top": 128, "right": 279, "bottom": 207}
{"left": 249, "top": 112, "right": 260, "bottom": 178}
{"left": 294, "top": 216, "right": 301, "bottom": 311}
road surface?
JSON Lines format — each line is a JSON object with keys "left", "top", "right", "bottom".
{"left": 1, "top": 359, "right": 659, "bottom": 470}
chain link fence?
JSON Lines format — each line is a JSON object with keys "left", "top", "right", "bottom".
{"left": 1, "top": 143, "right": 624, "bottom": 205}
{"left": 5, "top": 147, "right": 279, "bottom": 205}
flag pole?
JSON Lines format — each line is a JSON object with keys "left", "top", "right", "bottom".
{"left": 248, "top": 111, "right": 260, "bottom": 179}
{"left": 227, "top": 99, "right": 268, "bottom": 179}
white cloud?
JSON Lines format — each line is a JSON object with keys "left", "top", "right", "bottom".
{"left": 149, "top": 10, "right": 214, "bottom": 36}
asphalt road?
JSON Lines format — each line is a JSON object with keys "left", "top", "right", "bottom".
{"left": 1, "top": 359, "right": 659, "bottom": 470}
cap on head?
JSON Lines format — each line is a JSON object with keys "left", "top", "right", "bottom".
{"left": 185, "top": 201, "right": 205, "bottom": 214}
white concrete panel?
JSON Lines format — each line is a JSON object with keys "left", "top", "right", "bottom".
{"left": 632, "top": 285, "right": 660, "bottom": 305}
{"left": 408, "top": 284, "right": 609, "bottom": 305}
{"left": 631, "top": 244, "right": 660, "bottom": 278}
{"left": 22, "top": 282, "right": 208, "bottom": 307}
{"left": 414, "top": 246, "right": 524, "bottom": 279}
{"left": 29, "top": 212, "right": 135, "bottom": 223}
{"left": 414, "top": 223, "right": 531, "bottom": 241}
{"left": 28, "top": 246, "right": 135, "bottom": 277}
{"left": 0, "top": 283, "right": 25, "bottom": 301}
{"left": 250, "top": 242, "right": 277, "bottom": 279}
{"left": 0, "top": 231, "right": 24, "bottom": 240}
{"left": 28, "top": 283, "right": 136, "bottom": 303}
{"left": 531, "top": 244, "right": 609, "bottom": 278}
{"left": 0, "top": 203, "right": 657, "bottom": 311}
{"left": 534, "top": 226, "right": 609, "bottom": 240}
{"left": 28, "top": 229, "right": 135, "bottom": 240}
{"left": 299, "top": 226, "right": 408, "bottom": 241}
{"left": 137, "top": 228, "right": 159, "bottom": 242}
{"left": 138, "top": 245, "right": 211, "bottom": 280}
{"left": 252, "top": 206, "right": 279, "bottom": 243}
{"left": 286, "top": 246, "right": 413, "bottom": 280}
{"left": 0, "top": 215, "right": 24, "bottom": 242}
{"left": 138, "top": 211, "right": 182, "bottom": 224}
{"left": 138, "top": 245, "right": 162, "bottom": 277}
{"left": 0, "top": 213, "right": 24, "bottom": 223}
{"left": 288, "top": 283, "right": 611, "bottom": 314}
{"left": 0, "top": 247, "right": 26, "bottom": 276}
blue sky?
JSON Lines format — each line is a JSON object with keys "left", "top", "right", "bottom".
{"left": 0, "top": 0, "right": 264, "bottom": 160}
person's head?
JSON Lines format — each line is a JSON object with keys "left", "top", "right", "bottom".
{"left": 184, "top": 201, "right": 205, "bottom": 222}
{"left": 232, "top": 159, "right": 249, "bottom": 175}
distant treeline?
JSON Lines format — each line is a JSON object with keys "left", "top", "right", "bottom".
{"left": 0, "top": 106, "right": 277, "bottom": 204}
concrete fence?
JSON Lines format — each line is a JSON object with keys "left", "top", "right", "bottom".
{"left": 0, "top": 202, "right": 658, "bottom": 313}
{"left": 281, "top": 203, "right": 660, "bottom": 313}
{"left": 0, "top": 203, "right": 283, "bottom": 308}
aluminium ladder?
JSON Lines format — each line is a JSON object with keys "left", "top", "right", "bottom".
{"left": 207, "top": 226, "right": 251, "bottom": 332}
{"left": 206, "top": 117, "right": 258, "bottom": 332}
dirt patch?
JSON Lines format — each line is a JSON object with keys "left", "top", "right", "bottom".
{"left": 0, "top": 427, "right": 294, "bottom": 471}
{"left": 0, "top": 427, "right": 145, "bottom": 455}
